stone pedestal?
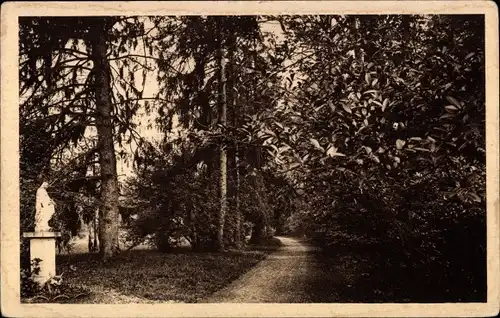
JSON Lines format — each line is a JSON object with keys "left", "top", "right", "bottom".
{"left": 23, "top": 231, "right": 61, "bottom": 286}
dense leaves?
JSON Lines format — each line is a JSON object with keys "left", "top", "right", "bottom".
{"left": 20, "top": 16, "right": 158, "bottom": 258}
{"left": 20, "top": 14, "right": 486, "bottom": 301}
{"left": 269, "top": 15, "right": 486, "bottom": 301}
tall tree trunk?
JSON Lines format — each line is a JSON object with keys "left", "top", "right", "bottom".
{"left": 224, "top": 149, "right": 235, "bottom": 246}
{"left": 247, "top": 37, "right": 268, "bottom": 244}
{"left": 249, "top": 171, "right": 269, "bottom": 244}
{"left": 227, "top": 33, "right": 241, "bottom": 249}
{"left": 191, "top": 45, "right": 206, "bottom": 250}
{"left": 216, "top": 26, "right": 228, "bottom": 251}
{"left": 89, "top": 20, "right": 120, "bottom": 260}
{"left": 87, "top": 225, "right": 94, "bottom": 253}
{"left": 233, "top": 144, "right": 242, "bottom": 247}
{"left": 94, "top": 207, "right": 99, "bottom": 252}
{"left": 194, "top": 37, "right": 219, "bottom": 250}
{"left": 93, "top": 153, "right": 100, "bottom": 252}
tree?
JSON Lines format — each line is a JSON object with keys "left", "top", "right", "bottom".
{"left": 216, "top": 20, "right": 229, "bottom": 251}
{"left": 19, "top": 16, "right": 156, "bottom": 260}
{"left": 87, "top": 18, "right": 121, "bottom": 258}
{"left": 265, "top": 14, "right": 486, "bottom": 300}
{"left": 150, "top": 16, "right": 275, "bottom": 249}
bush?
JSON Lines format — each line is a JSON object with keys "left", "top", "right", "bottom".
{"left": 270, "top": 14, "right": 486, "bottom": 301}
{"left": 124, "top": 164, "right": 222, "bottom": 252}
{"left": 21, "top": 258, "right": 90, "bottom": 303}
{"left": 21, "top": 258, "right": 43, "bottom": 298}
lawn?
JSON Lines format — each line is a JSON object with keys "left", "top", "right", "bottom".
{"left": 26, "top": 238, "right": 282, "bottom": 304}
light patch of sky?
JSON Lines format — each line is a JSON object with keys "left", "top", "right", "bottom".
{"left": 260, "top": 20, "right": 301, "bottom": 107}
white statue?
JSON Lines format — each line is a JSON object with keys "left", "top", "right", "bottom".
{"left": 35, "top": 181, "right": 56, "bottom": 232}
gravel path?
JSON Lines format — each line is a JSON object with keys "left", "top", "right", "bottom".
{"left": 204, "top": 236, "right": 321, "bottom": 303}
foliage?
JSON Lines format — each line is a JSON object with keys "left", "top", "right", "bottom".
{"left": 19, "top": 16, "right": 159, "bottom": 258}
{"left": 21, "top": 258, "right": 89, "bottom": 303}
{"left": 19, "top": 14, "right": 486, "bottom": 301}
{"left": 123, "top": 140, "right": 217, "bottom": 251}
{"left": 21, "top": 258, "right": 43, "bottom": 298}
{"left": 125, "top": 137, "right": 285, "bottom": 251}
{"left": 272, "top": 15, "right": 486, "bottom": 300}
{"left": 126, "top": 16, "right": 292, "bottom": 250}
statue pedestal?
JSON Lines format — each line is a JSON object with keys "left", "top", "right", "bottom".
{"left": 23, "top": 231, "right": 61, "bottom": 286}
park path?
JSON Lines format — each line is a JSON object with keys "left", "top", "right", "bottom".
{"left": 204, "top": 236, "right": 321, "bottom": 303}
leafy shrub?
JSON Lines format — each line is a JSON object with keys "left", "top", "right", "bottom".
{"left": 124, "top": 157, "right": 222, "bottom": 252}
{"left": 268, "top": 15, "right": 486, "bottom": 301}
{"left": 21, "top": 258, "right": 90, "bottom": 303}
{"left": 21, "top": 258, "right": 43, "bottom": 298}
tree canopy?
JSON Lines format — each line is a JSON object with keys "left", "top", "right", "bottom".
{"left": 20, "top": 14, "right": 486, "bottom": 298}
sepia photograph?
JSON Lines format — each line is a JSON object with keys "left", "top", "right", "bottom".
{"left": 1, "top": 1, "right": 499, "bottom": 317}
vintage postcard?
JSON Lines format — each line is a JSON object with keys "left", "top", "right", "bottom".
{"left": 1, "top": 1, "right": 499, "bottom": 317}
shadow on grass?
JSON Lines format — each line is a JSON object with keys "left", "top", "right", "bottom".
{"left": 303, "top": 240, "right": 486, "bottom": 303}
{"left": 51, "top": 237, "right": 282, "bottom": 303}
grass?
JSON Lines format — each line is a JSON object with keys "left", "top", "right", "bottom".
{"left": 34, "top": 238, "right": 283, "bottom": 304}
